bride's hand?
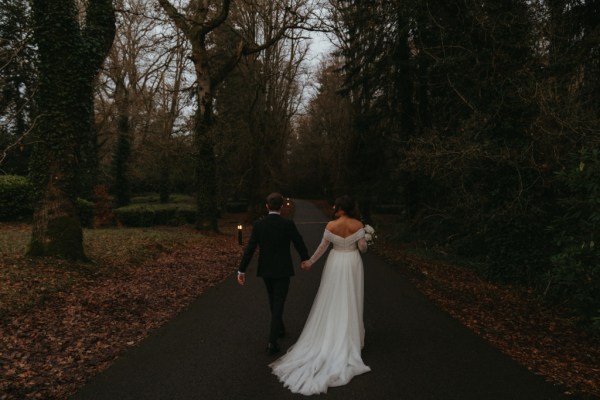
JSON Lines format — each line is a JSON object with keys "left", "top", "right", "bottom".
{"left": 301, "top": 260, "right": 312, "bottom": 270}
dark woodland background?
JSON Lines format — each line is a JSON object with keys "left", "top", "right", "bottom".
{"left": 0, "top": 0, "right": 598, "bottom": 329}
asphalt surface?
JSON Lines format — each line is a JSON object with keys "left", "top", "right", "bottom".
{"left": 71, "top": 199, "right": 568, "bottom": 399}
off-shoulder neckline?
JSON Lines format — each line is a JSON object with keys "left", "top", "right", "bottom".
{"left": 325, "top": 228, "right": 363, "bottom": 240}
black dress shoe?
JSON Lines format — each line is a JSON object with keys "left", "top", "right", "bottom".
{"left": 267, "top": 342, "right": 280, "bottom": 355}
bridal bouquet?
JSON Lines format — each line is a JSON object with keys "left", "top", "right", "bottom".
{"left": 364, "top": 224, "right": 376, "bottom": 246}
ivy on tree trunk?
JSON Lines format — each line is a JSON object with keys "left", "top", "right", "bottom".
{"left": 28, "top": 0, "right": 115, "bottom": 259}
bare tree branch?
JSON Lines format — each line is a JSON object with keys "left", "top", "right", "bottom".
{"left": 156, "top": 0, "right": 190, "bottom": 34}
{"left": 202, "top": 0, "right": 232, "bottom": 35}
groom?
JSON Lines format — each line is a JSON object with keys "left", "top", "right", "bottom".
{"left": 237, "top": 192, "right": 309, "bottom": 355}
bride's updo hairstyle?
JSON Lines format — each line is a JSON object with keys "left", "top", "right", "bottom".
{"left": 333, "top": 195, "right": 358, "bottom": 219}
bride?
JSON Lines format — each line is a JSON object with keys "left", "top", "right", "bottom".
{"left": 269, "top": 195, "right": 371, "bottom": 395}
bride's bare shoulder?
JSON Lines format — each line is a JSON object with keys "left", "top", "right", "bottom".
{"left": 326, "top": 219, "right": 346, "bottom": 236}
{"left": 325, "top": 220, "right": 337, "bottom": 231}
{"left": 349, "top": 218, "right": 364, "bottom": 230}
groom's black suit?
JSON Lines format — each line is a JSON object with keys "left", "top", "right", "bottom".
{"left": 239, "top": 212, "right": 309, "bottom": 346}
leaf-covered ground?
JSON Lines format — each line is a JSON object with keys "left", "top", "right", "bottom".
{"left": 0, "top": 221, "right": 243, "bottom": 400}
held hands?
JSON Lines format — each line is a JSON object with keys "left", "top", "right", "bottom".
{"left": 301, "top": 260, "right": 312, "bottom": 271}
{"left": 238, "top": 261, "right": 310, "bottom": 286}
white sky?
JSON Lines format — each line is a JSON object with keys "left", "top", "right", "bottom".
{"left": 306, "top": 31, "right": 334, "bottom": 66}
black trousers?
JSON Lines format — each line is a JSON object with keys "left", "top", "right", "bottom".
{"left": 263, "top": 277, "right": 290, "bottom": 344}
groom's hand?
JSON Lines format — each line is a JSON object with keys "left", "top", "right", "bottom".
{"left": 237, "top": 271, "right": 246, "bottom": 285}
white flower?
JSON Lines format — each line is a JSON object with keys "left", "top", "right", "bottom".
{"left": 364, "top": 224, "right": 376, "bottom": 245}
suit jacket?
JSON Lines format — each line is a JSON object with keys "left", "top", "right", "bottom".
{"left": 239, "top": 213, "right": 309, "bottom": 278}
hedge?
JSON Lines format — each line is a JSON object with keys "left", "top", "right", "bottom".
{"left": 130, "top": 193, "right": 194, "bottom": 204}
{"left": 0, "top": 175, "right": 33, "bottom": 221}
{"left": 114, "top": 203, "right": 196, "bottom": 227}
{"left": 225, "top": 201, "right": 248, "bottom": 213}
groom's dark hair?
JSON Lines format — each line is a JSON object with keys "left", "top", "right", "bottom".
{"left": 266, "top": 192, "right": 284, "bottom": 210}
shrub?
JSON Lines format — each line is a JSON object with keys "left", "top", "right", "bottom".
{"left": 225, "top": 200, "right": 248, "bottom": 213}
{"left": 92, "top": 185, "right": 114, "bottom": 228}
{"left": 0, "top": 175, "right": 33, "bottom": 220}
{"left": 546, "top": 148, "right": 600, "bottom": 322}
{"left": 76, "top": 198, "right": 94, "bottom": 228}
{"left": 130, "top": 193, "right": 194, "bottom": 204}
{"left": 114, "top": 203, "right": 196, "bottom": 227}
{"left": 130, "top": 194, "right": 161, "bottom": 204}
{"left": 482, "top": 213, "right": 555, "bottom": 287}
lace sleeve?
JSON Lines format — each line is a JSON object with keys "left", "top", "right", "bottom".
{"left": 358, "top": 238, "right": 367, "bottom": 253}
{"left": 307, "top": 232, "right": 331, "bottom": 265}
{"left": 357, "top": 228, "right": 367, "bottom": 253}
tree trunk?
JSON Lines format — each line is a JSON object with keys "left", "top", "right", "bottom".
{"left": 78, "top": 80, "right": 100, "bottom": 200}
{"left": 191, "top": 42, "right": 219, "bottom": 231}
{"left": 194, "top": 130, "right": 218, "bottom": 231}
{"left": 113, "top": 79, "right": 131, "bottom": 207}
{"left": 29, "top": 163, "right": 85, "bottom": 259}
{"left": 28, "top": 0, "right": 115, "bottom": 259}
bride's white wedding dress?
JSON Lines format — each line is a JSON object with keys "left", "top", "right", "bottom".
{"left": 269, "top": 228, "right": 371, "bottom": 395}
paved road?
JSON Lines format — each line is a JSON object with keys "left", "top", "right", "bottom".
{"left": 72, "top": 199, "right": 567, "bottom": 399}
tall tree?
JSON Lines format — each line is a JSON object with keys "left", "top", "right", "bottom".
{"left": 157, "top": 0, "right": 314, "bottom": 231}
{"left": 112, "top": 75, "right": 131, "bottom": 207}
{"left": 330, "top": 0, "right": 401, "bottom": 220}
{"left": 157, "top": 0, "right": 231, "bottom": 231}
{"left": 230, "top": 0, "right": 310, "bottom": 216}
{"left": 156, "top": 29, "right": 189, "bottom": 203}
{"left": 28, "top": 0, "right": 115, "bottom": 259}
{"left": 95, "top": 1, "right": 193, "bottom": 202}
{"left": 284, "top": 57, "right": 353, "bottom": 198}
{"left": 101, "top": 0, "right": 175, "bottom": 206}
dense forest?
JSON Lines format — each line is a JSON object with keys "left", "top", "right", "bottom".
{"left": 1, "top": 1, "right": 598, "bottom": 326}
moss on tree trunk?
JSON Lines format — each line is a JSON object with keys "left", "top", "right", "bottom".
{"left": 27, "top": 0, "right": 115, "bottom": 259}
